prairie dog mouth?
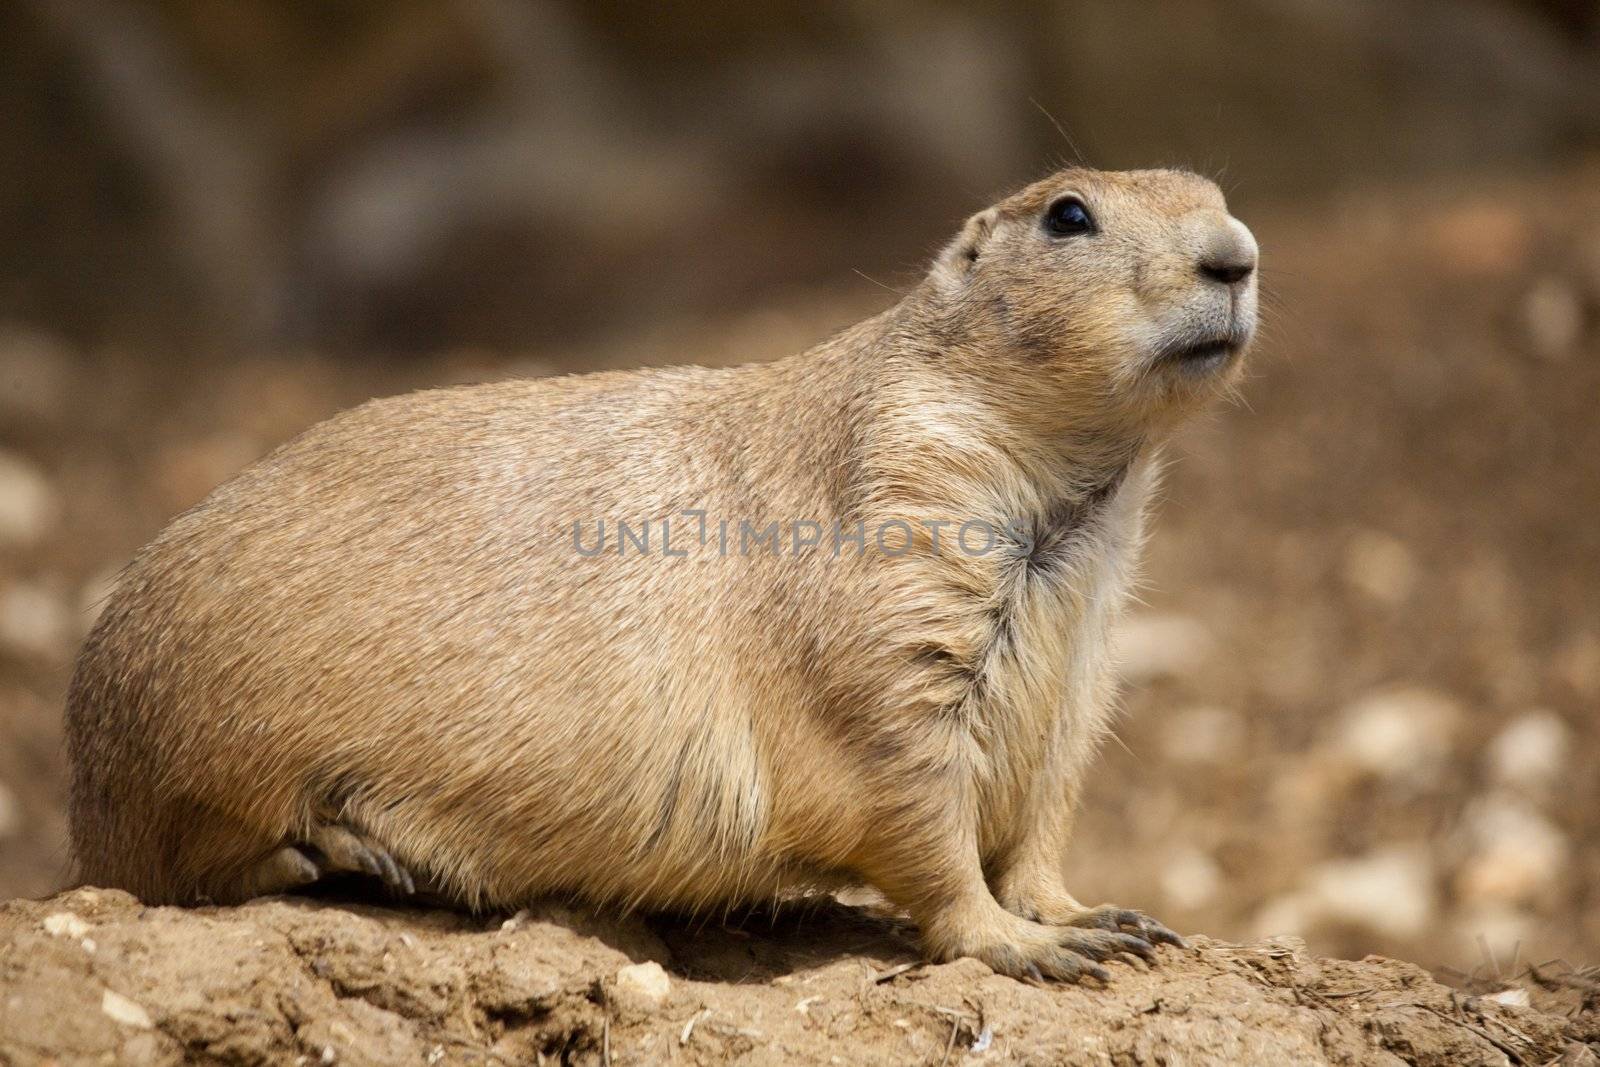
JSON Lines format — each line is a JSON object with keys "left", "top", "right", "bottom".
{"left": 1155, "top": 330, "right": 1250, "bottom": 374}
{"left": 1165, "top": 338, "right": 1239, "bottom": 372}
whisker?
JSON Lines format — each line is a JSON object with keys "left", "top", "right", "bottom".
{"left": 852, "top": 268, "right": 901, "bottom": 295}
{"left": 1029, "top": 97, "right": 1087, "bottom": 166}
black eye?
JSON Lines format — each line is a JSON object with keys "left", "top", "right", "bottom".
{"left": 1043, "top": 197, "right": 1095, "bottom": 237}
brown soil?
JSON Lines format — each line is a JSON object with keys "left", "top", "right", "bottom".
{"left": 3, "top": 888, "right": 1596, "bottom": 1066}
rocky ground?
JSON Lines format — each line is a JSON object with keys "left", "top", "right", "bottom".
{"left": 1, "top": 162, "right": 1598, "bottom": 1062}
{"left": 2, "top": 888, "right": 1597, "bottom": 1066}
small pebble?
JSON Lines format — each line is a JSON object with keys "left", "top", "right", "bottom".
{"left": 1114, "top": 613, "right": 1213, "bottom": 683}
{"left": 1161, "top": 705, "right": 1245, "bottom": 765}
{"left": 42, "top": 912, "right": 91, "bottom": 939}
{"left": 1330, "top": 687, "right": 1458, "bottom": 784}
{"left": 1252, "top": 893, "right": 1315, "bottom": 939}
{"left": 1308, "top": 846, "right": 1437, "bottom": 939}
{"left": 1456, "top": 792, "right": 1569, "bottom": 905}
{"left": 0, "top": 450, "right": 58, "bottom": 548}
{"left": 101, "top": 990, "right": 153, "bottom": 1029}
{"left": 0, "top": 580, "right": 74, "bottom": 659}
{"left": 1341, "top": 529, "right": 1417, "bottom": 605}
{"left": 1160, "top": 847, "right": 1223, "bottom": 911}
{"left": 1485, "top": 711, "right": 1569, "bottom": 791}
{"left": 1484, "top": 987, "right": 1530, "bottom": 1008}
{"left": 613, "top": 961, "right": 672, "bottom": 1009}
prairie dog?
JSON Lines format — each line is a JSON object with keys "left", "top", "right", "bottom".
{"left": 67, "top": 167, "right": 1258, "bottom": 981}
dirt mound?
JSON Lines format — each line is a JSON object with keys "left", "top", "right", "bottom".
{"left": 2, "top": 889, "right": 1594, "bottom": 1066}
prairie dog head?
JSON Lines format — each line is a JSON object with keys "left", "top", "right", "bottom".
{"left": 926, "top": 167, "right": 1258, "bottom": 437}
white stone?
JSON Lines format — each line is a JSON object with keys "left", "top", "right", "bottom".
{"left": 1114, "top": 613, "right": 1213, "bottom": 683}
{"left": 1308, "top": 846, "right": 1436, "bottom": 939}
{"left": 1331, "top": 687, "right": 1459, "bottom": 783}
{"left": 1161, "top": 705, "right": 1245, "bottom": 765}
{"left": 1456, "top": 792, "right": 1569, "bottom": 905}
{"left": 1160, "top": 847, "right": 1223, "bottom": 911}
{"left": 613, "top": 961, "right": 671, "bottom": 1009}
{"left": 1485, "top": 711, "right": 1569, "bottom": 791}
{"left": 101, "top": 989, "right": 153, "bottom": 1029}
{"left": 42, "top": 912, "right": 91, "bottom": 939}
{"left": 1252, "top": 893, "right": 1312, "bottom": 938}
{"left": 0, "top": 451, "right": 57, "bottom": 548}
{"left": 1341, "top": 529, "right": 1417, "bottom": 605}
{"left": 0, "top": 580, "right": 73, "bottom": 659}
{"left": 1484, "top": 987, "right": 1530, "bottom": 1008}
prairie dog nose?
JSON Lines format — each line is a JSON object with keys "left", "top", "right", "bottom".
{"left": 1197, "top": 217, "right": 1258, "bottom": 286}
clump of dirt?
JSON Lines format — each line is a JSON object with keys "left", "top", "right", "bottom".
{"left": 1, "top": 888, "right": 1594, "bottom": 1066}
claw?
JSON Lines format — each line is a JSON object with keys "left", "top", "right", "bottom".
{"left": 1144, "top": 922, "right": 1187, "bottom": 949}
{"left": 309, "top": 825, "right": 375, "bottom": 875}
{"left": 372, "top": 847, "right": 402, "bottom": 888}
{"left": 1039, "top": 944, "right": 1114, "bottom": 985}
{"left": 1108, "top": 931, "right": 1159, "bottom": 962}
{"left": 1094, "top": 934, "right": 1158, "bottom": 966}
{"left": 1072, "top": 906, "right": 1186, "bottom": 952}
{"left": 1126, "top": 912, "right": 1186, "bottom": 948}
{"left": 305, "top": 824, "right": 416, "bottom": 897}
{"left": 979, "top": 907, "right": 1177, "bottom": 986}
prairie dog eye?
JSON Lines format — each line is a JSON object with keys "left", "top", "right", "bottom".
{"left": 1043, "top": 197, "right": 1095, "bottom": 237}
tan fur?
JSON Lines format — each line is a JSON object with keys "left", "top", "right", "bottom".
{"left": 66, "top": 168, "right": 1258, "bottom": 979}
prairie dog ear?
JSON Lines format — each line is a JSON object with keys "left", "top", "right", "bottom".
{"left": 932, "top": 208, "right": 998, "bottom": 290}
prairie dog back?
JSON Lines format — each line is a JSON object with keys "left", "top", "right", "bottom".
{"left": 68, "top": 167, "right": 1258, "bottom": 981}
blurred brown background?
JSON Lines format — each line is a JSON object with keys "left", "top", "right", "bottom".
{"left": 1, "top": 0, "right": 1597, "bottom": 977}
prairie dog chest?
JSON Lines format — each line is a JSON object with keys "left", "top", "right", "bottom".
{"left": 964, "top": 462, "right": 1154, "bottom": 811}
